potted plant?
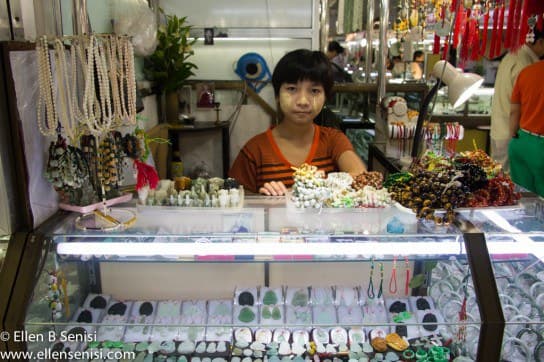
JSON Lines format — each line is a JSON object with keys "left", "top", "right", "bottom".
{"left": 144, "top": 12, "right": 198, "bottom": 122}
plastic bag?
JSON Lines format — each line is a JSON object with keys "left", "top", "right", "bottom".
{"left": 113, "top": 0, "right": 158, "bottom": 56}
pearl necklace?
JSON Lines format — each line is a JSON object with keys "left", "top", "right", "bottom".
{"left": 106, "top": 36, "right": 122, "bottom": 126}
{"left": 36, "top": 35, "right": 57, "bottom": 137}
{"left": 70, "top": 39, "right": 86, "bottom": 131}
{"left": 82, "top": 35, "right": 97, "bottom": 134}
{"left": 94, "top": 38, "right": 113, "bottom": 133}
{"left": 124, "top": 37, "right": 137, "bottom": 125}
{"left": 116, "top": 37, "right": 128, "bottom": 123}
{"left": 53, "top": 39, "right": 80, "bottom": 145}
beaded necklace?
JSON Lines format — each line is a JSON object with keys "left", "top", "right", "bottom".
{"left": 36, "top": 35, "right": 57, "bottom": 137}
{"left": 54, "top": 39, "right": 81, "bottom": 145}
{"left": 82, "top": 35, "right": 97, "bottom": 133}
{"left": 106, "top": 36, "right": 122, "bottom": 126}
{"left": 124, "top": 37, "right": 137, "bottom": 125}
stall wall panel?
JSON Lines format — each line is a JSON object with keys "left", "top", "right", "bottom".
{"left": 100, "top": 263, "right": 265, "bottom": 300}
{"left": 161, "top": 0, "right": 313, "bottom": 28}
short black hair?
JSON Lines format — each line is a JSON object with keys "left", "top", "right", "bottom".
{"left": 413, "top": 50, "right": 424, "bottom": 61}
{"left": 272, "top": 49, "right": 334, "bottom": 99}
{"left": 327, "top": 40, "right": 345, "bottom": 54}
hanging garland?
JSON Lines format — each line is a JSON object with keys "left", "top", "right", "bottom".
{"left": 403, "top": 0, "right": 544, "bottom": 63}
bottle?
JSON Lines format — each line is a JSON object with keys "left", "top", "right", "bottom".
{"left": 171, "top": 151, "right": 184, "bottom": 179}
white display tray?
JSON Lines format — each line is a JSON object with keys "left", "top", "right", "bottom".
{"left": 135, "top": 205, "right": 266, "bottom": 233}
{"left": 268, "top": 202, "right": 416, "bottom": 234}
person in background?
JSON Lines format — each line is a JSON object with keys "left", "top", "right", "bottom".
{"left": 391, "top": 55, "right": 405, "bottom": 78}
{"left": 491, "top": 27, "right": 544, "bottom": 173}
{"left": 326, "top": 40, "right": 347, "bottom": 68}
{"left": 229, "top": 49, "right": 366, "bottom": 196}
{"left": 410, "top": 50, "right": 425, "bottom": 80}
{"left": 509, "top": 59, "right": 544, "bottom": 197}
{"left": 326, "top": 41, "right": 351, "bottom": 83}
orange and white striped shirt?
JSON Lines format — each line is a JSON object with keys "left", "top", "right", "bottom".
{"left": 229, "top": 125, "right": 354, "bottom": 193}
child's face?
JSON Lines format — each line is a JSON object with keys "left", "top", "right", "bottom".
{"left": 278, "top": 79, "right": 325, "bottom": 125}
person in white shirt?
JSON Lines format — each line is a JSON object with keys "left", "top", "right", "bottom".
{"left": 491, "top": 27, "right": 544, "bottom": 172}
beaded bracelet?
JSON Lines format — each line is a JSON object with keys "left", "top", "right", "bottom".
{"left": 415, "top": 348, "right": 428, "bottom": 360}
{"left": 402, "top": 349, "right": 415, "bottom": 360}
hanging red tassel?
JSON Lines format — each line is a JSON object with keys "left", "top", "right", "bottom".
{"left": 433, "top": 34, "right": 441, "bottom": 54}
{"left": 481, "top": 9, "right": 490, "bottom": 56}
{"left": 505, "top": 0, "right": 517, "bottom": 49}
{"left": 453, "top": 2, "right": 464, "bottom": 48}
{"left": 511, "top": 0, "right": 524, "bottom": 51}
{"left": 451, "top": 0, "right": 459, "bottom": 13}
{"left": 442, "top": 35, "right": 450, "bottom": 60}
{"left": 495, "top": 4, "right": 505, "bottom": 57}
{"left": 470, "top": 19, "right": 480, "bottom": 60}
{"left": 460, "top": 10, "right": 471, "bottom": 62}
{"left": 490, "top": 5, "right": 499, "bottom": 58}
{"left": 134, "top": 159, "right": 159, "bottom": 190}
{"left": 518, "top": 0, "right": 530, "bottom": 48}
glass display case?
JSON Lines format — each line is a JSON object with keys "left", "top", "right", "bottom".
{"left": 14, "top": 197, "right": 544, "bottom": 361}
{"left": 457, "top": 197, "right": 544, "bottom": 361}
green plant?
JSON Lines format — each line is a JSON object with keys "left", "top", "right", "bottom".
{"left": 144, "top": 12, "right": 198, "bottom": 93}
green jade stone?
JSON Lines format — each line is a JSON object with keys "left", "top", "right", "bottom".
{"left": 177, "top": 357, "right": 188, "bottom": 362}
{"left": 291, "top": 291, "right": 308, "bottom": 307}
{"left": 263, "top": 290, "right": 278, "bottom": 305}
{"left": 238, "top": 307, "right": 256, "bottom": 323}
{"left": 88, "top": 341, "right": 101, "bottom": 349}
{"left": 272, "top": 306, "right": 282, "bottom": 320}
{"left": 262, "top": 306, "right": 272, "bottom": 319}
{"left": 385, "top": 352, "right": 399, "bottom": 361}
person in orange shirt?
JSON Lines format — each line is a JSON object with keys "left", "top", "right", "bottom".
{"left": 509, "top": 60, "right": 544, "bottom": 197}
{"left": 229, "top": 49, "right": 366, "bottom": 195}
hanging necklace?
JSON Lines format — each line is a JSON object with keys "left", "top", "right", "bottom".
{"left": 368, "top": 258, "right": 375, "bottom": 299}
{"left": 389, "top": 256, "right": 398, "bottom": 294}
{"left": 106, "top": 36, "right": 122, "bottom": 126}
{"left": 54, "top": 39, "right": 81, "bottom": 145}
{"left": 95, "top": 38, "right": 113, "bottom": 131}
{"left": 377, "top": 262, "right": 384, "bottom": 298}
{"left": 70, "top": 38, "right": 86, "bottom": 130}
{"left": 36, "top": 35, "right": 57, "bottom": 137}
{"left": 117, "top": 37, "right": 128, "bottom": 123}
{"left": 123, "top": 36, "right": 137, "bottom": 125}
{"left": 404, "top": 256, "right": 411, "bottom": 296}
{"left": 82, "top": 35, "right": 97, "bottom": 133}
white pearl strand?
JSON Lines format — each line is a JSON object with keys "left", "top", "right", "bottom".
{"left": 70, "top": 39, "right": 86, "bottom": 131}
{"left": 82, "top": 35, "right": 97, "bottom": 134}
{"left": 36, "top": 35, "right": 57, "bottom": 137}
{"left": 116, "top": 37, "right": 128, "bottom": 123}
{"left": 124, "top": 37, "right": 137, "bottom": 125}
{"left": 93, "top": 38, "right": 113, "bottom": 134}
{"left": 106, "top": 36, "right": 122, "bottom": 126}
{"left": 53, "top": 39, "right": 79, "bottom": 145}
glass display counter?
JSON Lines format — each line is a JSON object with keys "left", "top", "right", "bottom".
{"left": 457, "top": 197, "right": 544, "bottom": 361}
{"left": 9, "top": 197, "right": 544, "bottom": 360}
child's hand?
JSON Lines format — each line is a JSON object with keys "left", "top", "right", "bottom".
{"left": 259, "top": 181, "right": 288, "bottom": 196}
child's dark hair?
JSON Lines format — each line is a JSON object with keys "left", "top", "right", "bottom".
{"left": 272, "top": 49, "right": 334, "bottom": 99}
{"left": 327, "top": 41, "right": 345, "bottom": 54}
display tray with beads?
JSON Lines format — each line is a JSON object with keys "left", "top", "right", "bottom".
{"left": 59, "top": 193, "right": 133, "bottom": 213}
{"left": 269, "top": 199, "right": 416, "bottom": 234}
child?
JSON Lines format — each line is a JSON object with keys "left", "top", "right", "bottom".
{"left": 229, "top": 49, "right": 366, "bottom": 196}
